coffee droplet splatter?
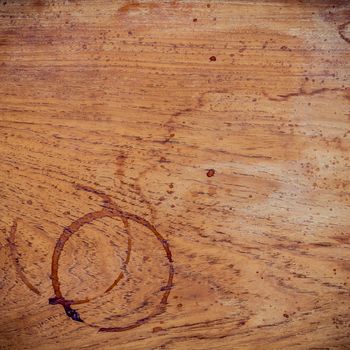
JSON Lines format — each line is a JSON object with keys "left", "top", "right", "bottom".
{"left": 207, "top": 169, "right": 215, "bottom": 177}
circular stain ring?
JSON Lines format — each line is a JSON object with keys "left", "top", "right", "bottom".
{"left": 49, "top": 187, "right": 174, "bottom": 332}
{"left": 49, "top": 210, "right": 131, "bottom": 306}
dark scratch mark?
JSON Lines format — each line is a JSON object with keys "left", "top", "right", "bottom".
{"left": 263, "top": 87, "right": 349, "bottom": 101}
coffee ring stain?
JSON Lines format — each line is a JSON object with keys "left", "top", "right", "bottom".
{"left": 338, "top": 21, "right": 350, "bottom": 44}
{"left": 8, "top": 219, "right": 41, "bottom": 296}
{"left": 56, "top": 215, "right": 132, "bottom": 306}
{"left": 49, "top": 184, "right": 174, "bottom": 332}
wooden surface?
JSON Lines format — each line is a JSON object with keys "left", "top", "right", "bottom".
{"left": 1, "top": 1, "right": 350, "bottom": 349}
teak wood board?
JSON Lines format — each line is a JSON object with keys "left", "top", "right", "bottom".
{"left": 0, "top": 1, "right": 349, "bottom": 349}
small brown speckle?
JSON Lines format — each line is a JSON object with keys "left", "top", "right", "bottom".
{"left": 152, "top": 326, "right": 163, "bottom": 333}
{"left": 207, "top": 169, "right": 215, "bottom": 177}
{"left": 27, "top": 200, "right": 33, "bottom": 205}
{"left": 280, "top": 46, "right": 291, "bottom": 51}
{"left": 283, "top": 313, "right": 289, "bottom": 318}
{"left": 209, "top": 55, "right": 216, "bottom": 62}
{"left": 193, "top": 18, "right": 197, "bottom": 22}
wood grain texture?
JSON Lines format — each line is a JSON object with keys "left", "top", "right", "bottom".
{"left": 0, "top": 1, "right": 349, "bottom": 349}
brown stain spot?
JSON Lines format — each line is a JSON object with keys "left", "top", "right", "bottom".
{"left": 207, "top": 169, "right": 215, "bottom": 177}
{"left": 118, "top": 1, "right": 140, "bottom": 12}
{"left": 283, "top": 313, "right": 289, "bottom": 318}
{"left": 152, "top": 326, "right": 164, "bottom": 333}
{"left": 161, "top": 132, "right": 175, "bottom": 144}
{"left": 118, "top": 1, "right": 159, "bottom": 14}
{"left": 280, "top": 45, "right": 291, "bottom": 51}
{"left": 33, "top": 0, "right": 44, "bottom": 7}
{"left": 209, "top": 55, "right": 216, "bottom": 62}
{"left": 27, "top": 200, "right": 32, "bottom": 205}
{"left": 115, "top": 152, "right": 128, "bottom": 183}
{"left": 32, "top": 0, "right": 45, "bottom": 11}
{"left": 115, "top": 153, "right": 127, "bottom": 172}
{"left": 332, "top": 233, "right": 350, "bottom": 245}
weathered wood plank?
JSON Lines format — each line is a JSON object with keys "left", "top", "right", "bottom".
{"left": 0, "top": 1, "right": 349, "bottom": 349}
